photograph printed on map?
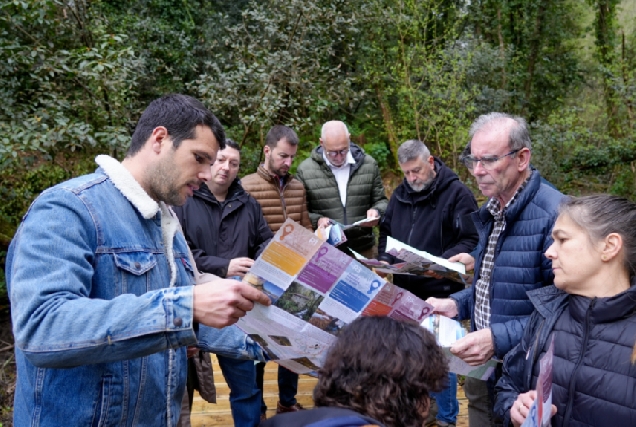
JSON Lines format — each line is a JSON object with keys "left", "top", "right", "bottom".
{"left": 308, "top": 308, "right": 346, "bottom": 335}
{"left": 275, "top": 281, "right": 325, "bottom": 321}
{"left": 291, "top": 357, "right": 321, "bottom": 372}
{"left": 243, "top": 272, "right": 285, "bottom": 304}
{"left": 269, "top": 335, "right": 292, "bottom": 347}
{"left": 248, "top": 334, "right": 280, "bottom": 360}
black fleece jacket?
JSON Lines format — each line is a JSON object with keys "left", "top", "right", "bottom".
{"left": 173, "top": 179, "right": 273, "bottom": 278}
{"left": 378, "top": 158, "right": 478, "bottom": 299}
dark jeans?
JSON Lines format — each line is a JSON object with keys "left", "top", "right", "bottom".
{"left": 278, "top": 365, "right": 299, "bottom": 407}
{"left": 256, "top": 362, "right": 299, "bottom": 413}
{"left": 430, "top": 372, "right": 459, "bottom": 424}
{"left": 217, "top": 356, "right": 262, "bottom": 427}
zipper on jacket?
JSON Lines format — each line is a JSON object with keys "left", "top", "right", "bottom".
{"left": 525, "top": 318, "right": 546, "bottom": 388}
{"left": 407, "top": 205, "right": 418, "bottom": 245}
{"left": 278, "top": 186, "right": 288, "bottom": 220}
{"left": 277, "top": 177, "right": 289, "bottom": 220}
{"left": 562, "top": 298, "right": 596, "bottom": 427}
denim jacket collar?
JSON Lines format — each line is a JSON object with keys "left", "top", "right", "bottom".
{"left": 96, "top": 154, "right": 160, "bottom": 219}
{"left": 95, "top": 154, "right": 180, "bottom": 286}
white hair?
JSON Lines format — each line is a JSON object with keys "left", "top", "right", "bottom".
{"left": 321, "top": 121, "right": 350, "bottom": 140}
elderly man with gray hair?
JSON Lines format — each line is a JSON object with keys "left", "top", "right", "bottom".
{"left": 377, "top": 139, "right": 478, "bottom": 427}
{"left": 427, "top": 113, "right": 563, "bottom": 426}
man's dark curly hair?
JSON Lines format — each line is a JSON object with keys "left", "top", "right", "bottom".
{"left": 313, "top": 316, "right": 449, "bottom": 427}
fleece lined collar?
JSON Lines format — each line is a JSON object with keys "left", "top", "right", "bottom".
{"left": 96, "top": 154, "right": 160, "bottom": 219}
{"left": 95, "top": 154, "right": 180, "bottom": 286}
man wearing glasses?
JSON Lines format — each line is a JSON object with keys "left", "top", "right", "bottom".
{"left": 427, "top": 112, "right": 563, "bottom": 427}
{"left": 296, "top": 120, "right": 388, "bottom": 258}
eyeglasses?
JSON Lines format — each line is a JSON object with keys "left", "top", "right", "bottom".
{"left": 460, "top": 149, "right": 521, "bottom": 170}
{"left": 326, "top": 148, "right": 349, "bottom": 158}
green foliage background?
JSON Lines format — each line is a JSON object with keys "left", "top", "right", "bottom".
{"left": 2, "top": 0, "right": 636, "bottom": 294}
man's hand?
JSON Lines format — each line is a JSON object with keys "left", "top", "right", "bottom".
{"left": 317, "top": 217, "right": 332, "bottom": 228}
{"left": 227, "top": 257, "right": 254, "bottom": 278}
{"left": 425, "top": 297, "right": 459, "bottom": 318}
{"left": 360, "top": 209, "right": 380, "bottom": 227}
{"left": 448, "top": 252, "right": 476, "bottom": 272}
{"left": 193, "top": 278, "right": 271, "bottom": 328}
{"left": 511, "top": 390, "right": 557, "bottom": 427}
{"left": 450, "top": 328, "right": 495, "bottom": 366}
{"left": 186, "top": 346, "right": 198, "bottom": 358}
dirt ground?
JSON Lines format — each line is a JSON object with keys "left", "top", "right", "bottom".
{"left": 0, "top": 305, "right": 14, "bottom": 426}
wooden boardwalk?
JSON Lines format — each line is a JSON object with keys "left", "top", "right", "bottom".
{"left": 190, "top": 355, "right": 468, "bottom": 427}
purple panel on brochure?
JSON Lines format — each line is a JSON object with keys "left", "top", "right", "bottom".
{"left": 389, "top": 291, "right": 434, "bottom": 322}
{"left": 297, "top": 244, "right": 352, "bottom": 294}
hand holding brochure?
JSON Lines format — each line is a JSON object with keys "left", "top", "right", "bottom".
{"left": 314, "top": 223, "right": 347, "bottom": 246}
{"left": 521, "top": 337, "right": 554, "bottom": 427}
{"left": 238, "top": 219, "right": 434, "bottom": 375}
{"left": 421, "top": 314, "right": 499, "bottom": 380}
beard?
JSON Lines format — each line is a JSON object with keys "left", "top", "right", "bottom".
{"left": 146, "top": 157, "right": 188, "bottom": 206}
{"left": 407, "top": 174, "right": 435, "bottom": 192}
{"left": 267, "top": 156, "right": 289, "bottom": 178}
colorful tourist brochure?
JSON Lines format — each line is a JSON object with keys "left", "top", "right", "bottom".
{"left": 239, "top": 219, "right": 435, "bottom": 375}
{"left": 352, "top": 237, "right": 474, "bottom": 285}
{"left": 521, "top": 336, "right": 555, "bottom": 427}
{"left": 314, "top": 218, "right": 376, "bottom": 246}
{"left": 421, "top": 314, "right": 500, "bottom": 380}
{"left": 314, "top": 222, "right": 347, "bottom": 246}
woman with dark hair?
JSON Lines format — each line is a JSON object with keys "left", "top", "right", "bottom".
{"left": 260, "top": 316, "right": 449, "bottom": 427}
{"left": 494, "top": 194, "right": 636, "bottom": 427}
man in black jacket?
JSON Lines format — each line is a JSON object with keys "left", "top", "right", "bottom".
{"left": 378, "top": 139, "right": 478, "bottom": 427}
{"left": 174, "top": 140, "right": 273, "bottom": 427}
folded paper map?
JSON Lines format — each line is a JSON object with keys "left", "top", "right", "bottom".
{"left": 238, "top": 219, "right": 435, "bottom": 375}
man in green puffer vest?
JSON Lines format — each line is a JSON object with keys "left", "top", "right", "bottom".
{"left": 296, "top": 121, "right": 388, "bottom": 258}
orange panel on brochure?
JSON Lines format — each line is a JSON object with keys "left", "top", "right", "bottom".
{"left": 261, "top": 241, "right": 307, "bottom": 276}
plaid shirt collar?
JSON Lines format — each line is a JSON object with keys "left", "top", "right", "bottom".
{"left": 486, "top": 169, "right": 533, "bottom": 221}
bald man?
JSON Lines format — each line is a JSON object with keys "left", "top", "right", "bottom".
{"left": 296, "top": 121, "right": 387, "bottom": 258}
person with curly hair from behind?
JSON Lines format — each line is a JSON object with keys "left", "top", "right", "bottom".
{"left": 259, "top": 316, "right": 449, "bottom": 427}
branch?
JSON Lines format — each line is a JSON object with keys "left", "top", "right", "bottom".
{"left": 2, "top": 9, "right": 39, "bottom": 44}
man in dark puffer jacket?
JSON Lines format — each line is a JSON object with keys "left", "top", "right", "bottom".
{"left": 296, "top": 121, "right": 388, "bottom": 258}
{"left": 427, "top": 113, "right": 564, "bottom": 426}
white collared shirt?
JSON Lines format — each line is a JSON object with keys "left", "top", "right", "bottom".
{"left": 322, "top": 150, "right": 356, "bottom": 206}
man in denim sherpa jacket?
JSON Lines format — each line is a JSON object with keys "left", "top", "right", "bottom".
{"left": 6, "top": 94, "right": 270, "bottom": 427}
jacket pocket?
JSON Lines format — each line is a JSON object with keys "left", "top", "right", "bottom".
{"left": 113, "top": 251, "right": 157, "bottom": 275}
{"left": 113, "top": 251, "right": 157, "bottom": 294}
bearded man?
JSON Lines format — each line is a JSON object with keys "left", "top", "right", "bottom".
{"left": 378, "top": 138, "right": 479, "bottom": 300}
{"left": 241, "top": 125, "right": 311, "bottom": 418}
{"left": 377, "top": 138, "right": 478, "bottom": 427}
{"left": 241, "top": 125, "right": 311, "bottom": 232}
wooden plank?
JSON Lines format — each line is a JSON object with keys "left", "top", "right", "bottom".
{"left": 190, "top": 355, "right": 468, "bottom": 427}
